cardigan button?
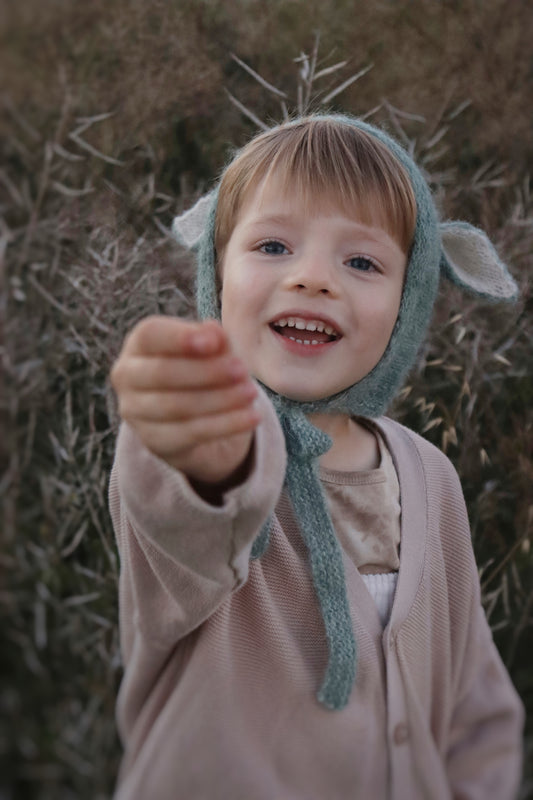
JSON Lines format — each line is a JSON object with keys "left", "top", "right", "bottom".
{"left": 393, "top": 723, "right": 410, "bottom": 745}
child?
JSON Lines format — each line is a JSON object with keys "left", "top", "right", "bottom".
{"left": 109, "top": 115, "right": 524, "bottom": 799}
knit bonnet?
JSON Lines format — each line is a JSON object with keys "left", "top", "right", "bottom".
{"left": 173, "top": 114, "right": 517, "bottom": 710}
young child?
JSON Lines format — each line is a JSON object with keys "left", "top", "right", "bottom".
{"left": 109, "top": 115, "right": 524, "bottom": 799}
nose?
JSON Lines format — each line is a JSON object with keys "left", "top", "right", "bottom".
{"left": 285, "top": 254, "right": 338, "bottom": 296}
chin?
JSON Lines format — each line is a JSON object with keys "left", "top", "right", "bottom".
{"left": 258, "top": 378, "right": 332, "bottom": 404}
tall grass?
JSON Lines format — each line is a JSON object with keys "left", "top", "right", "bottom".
{"left": 2, "top": 3, "right": 532, "bottom": 797}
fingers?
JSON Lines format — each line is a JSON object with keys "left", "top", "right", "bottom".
{"left": 111, "top": 316, "right": 261, "bottom": 479}
{"left": 111, "top": 317, "right": 245, "bottom": 395}
{"left": 124, "top": 316, "right": 228, "bottom": 358}
{"left": 132, "top": 406, "right": 261, "bottom": 459}
{"left": 119, "top": 380, "right": 258, "bottom": 422}
{"left": 115, "top": 353, "right": 248, "bottom": 392}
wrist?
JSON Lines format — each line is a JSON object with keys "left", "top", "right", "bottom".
{"left": 187, "top": 436, "right": 256, "bottom": 505}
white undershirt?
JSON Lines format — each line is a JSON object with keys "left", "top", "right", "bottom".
{"left": 360, "top": 571, "right": 399, "bottom": 627}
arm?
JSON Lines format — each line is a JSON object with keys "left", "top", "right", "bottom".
{"left": 109, "top": 381, "right": 286, "bottom": 657}
{"left": 109, "top": 381, "right": 286, "bottom": 744}
{"left": 108, "top": 316, "right": 286, "bottom": 655}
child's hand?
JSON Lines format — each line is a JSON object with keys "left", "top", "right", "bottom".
{"left": 110, "top": 316, "right": 261, "bottom": 486}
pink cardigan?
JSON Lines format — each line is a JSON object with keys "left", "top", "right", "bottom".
{"left": 109, "top": 388, "right": 524, "bottom": 800}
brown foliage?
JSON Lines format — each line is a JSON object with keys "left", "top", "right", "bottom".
{"left": 1, "top": 2, "right": 532, "bottom": 797}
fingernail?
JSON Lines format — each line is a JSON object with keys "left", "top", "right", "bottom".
{"left": 190, "top": 332, "right": 213, "bottom": 353}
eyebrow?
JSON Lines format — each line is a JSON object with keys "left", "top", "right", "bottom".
{"left": 243, "top": 214, "right": 397, "bottom": 248}
{"left": 244, "top": 214, "right": 295, "bottom": 229}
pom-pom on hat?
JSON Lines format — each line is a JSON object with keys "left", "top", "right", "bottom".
{"left": 173, "top": 114, "right": 518, "bottom": 710}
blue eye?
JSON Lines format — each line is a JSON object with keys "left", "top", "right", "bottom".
{"left": 347, "top": 256, "right": 375, "bottom": 272}
{"left": 259, "top": 240, "right": 288, "bottom": 255}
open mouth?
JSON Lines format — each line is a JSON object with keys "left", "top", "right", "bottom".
{"left": 270, "top": 316, "right": 341, "bottom": 346}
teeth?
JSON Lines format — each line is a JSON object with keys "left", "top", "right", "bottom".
{"left": 288, "top": 337, "right": 322, "bottom": 346}
{"left": 274, "top": 317, "right": 338, "bottom": 335}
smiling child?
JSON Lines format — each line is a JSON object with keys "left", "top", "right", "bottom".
{"left": 109, "top": 115, "right": 524, "bottom": 799}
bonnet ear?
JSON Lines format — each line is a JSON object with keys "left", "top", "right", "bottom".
{"left": 439, "top": 221, "right": 518, "bottom": 302}
{"left": 172, "top": 191, "right": 215, "bottom": 250}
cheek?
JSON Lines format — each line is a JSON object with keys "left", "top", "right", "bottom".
{"left": 221, "top": 265, "right": 266, "bottom": 316}
{"left": 377, "top": 285, "right": 403, "bottom": 326}
{"left": 356, "top": 295, "right": 401, "bottom": 359}
{"left": 220, "top": 278, "right": 251, "bottom": 336}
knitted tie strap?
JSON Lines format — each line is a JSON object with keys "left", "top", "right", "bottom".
{"left": 261, "top": 408, "right": 357, "bottom": 710}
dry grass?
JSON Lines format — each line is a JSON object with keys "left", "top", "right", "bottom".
{"left": 1, "top": 3, "right": 533, "bottom": 797}
{"left": 2, "top": 101, "right": 196, "bottom": 798}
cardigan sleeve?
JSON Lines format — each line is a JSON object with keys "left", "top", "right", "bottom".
{"left": 108, "top": 383, "right": 286, "bottom": 658}
{"left": 445, "top": 523, "right": 524, "bottom": 799}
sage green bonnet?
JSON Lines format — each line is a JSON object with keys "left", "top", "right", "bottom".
{"left": 175, "top": 113, "right": 517, "bottom": 419}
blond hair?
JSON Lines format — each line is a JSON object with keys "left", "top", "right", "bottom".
{"left": 215, "top": 117, "right": 417, "bottom": 260}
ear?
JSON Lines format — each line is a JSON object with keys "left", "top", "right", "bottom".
{"left": 171, "top": 191, "right": 215, "bottom": 250}
{"left": 439, "top": 221, "right": 518, "bottom": 302}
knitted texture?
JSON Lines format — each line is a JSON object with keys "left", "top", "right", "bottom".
{"left": 440, "top": 221, "right": 518, "bottom": 302}
{"left": 175, "top": 114, "right": 517, "bottom": 710}
{"left": 280, "top": 410, "right": 357, "bottom": 708}
{"left": 252, "top": 410, "right": 356, "bottom": 707}
{"left": 171, "top": 192, "right": 215, "bottom": 250}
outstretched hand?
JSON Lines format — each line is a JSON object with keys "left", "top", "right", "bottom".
{"left": 110, "top": 316, "right": 261, "bottom": 486}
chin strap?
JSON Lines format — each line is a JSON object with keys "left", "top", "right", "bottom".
{"left": 252, "top": 407, "right": 357, "bottom": 710}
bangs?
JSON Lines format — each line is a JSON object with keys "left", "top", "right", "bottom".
{"left": 215, "top": 118, "right": 417, "bottom": 258}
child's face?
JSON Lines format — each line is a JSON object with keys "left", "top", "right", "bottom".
{"left": 219, "top": 175, "right": 408, "bottom": 402}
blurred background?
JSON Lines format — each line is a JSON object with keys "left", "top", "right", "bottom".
{"left": 1, "top": 1, "right": 532, "bottom": 797}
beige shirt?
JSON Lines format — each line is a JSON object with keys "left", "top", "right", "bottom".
{"left": 110, "top": 386, "right": 524, "bottom": 800}
{"left": 321, "top": 428, "right": 401, "bottom": 575}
